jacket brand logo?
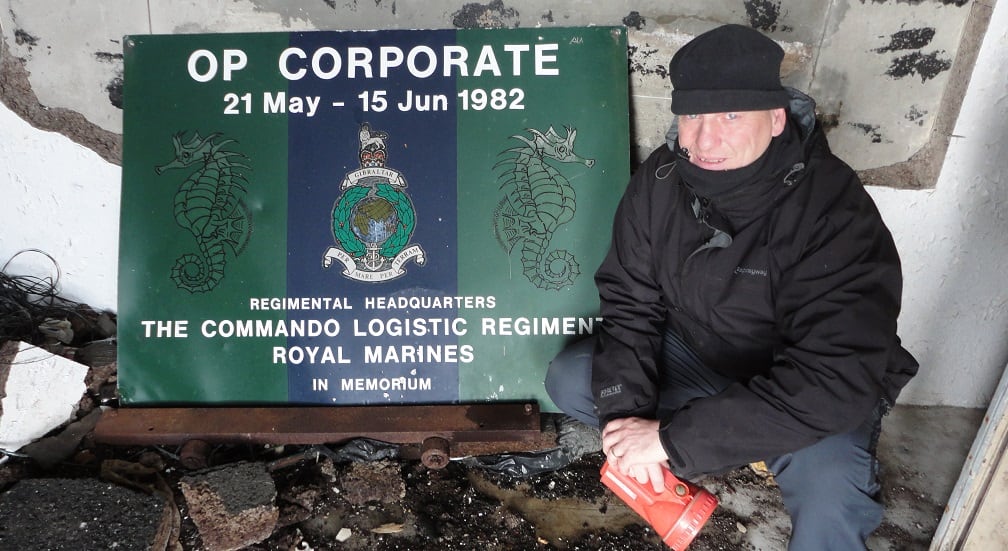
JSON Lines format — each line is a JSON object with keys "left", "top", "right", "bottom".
{"left": 599, "top": 384, "right": 622, "bottom": 398}
{"left": 734, "top": 266, "right": 768, "bottom": 278}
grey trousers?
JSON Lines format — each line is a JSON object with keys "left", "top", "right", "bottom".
{"left": 545, "top": 332, "right": 885, "bottom": 551}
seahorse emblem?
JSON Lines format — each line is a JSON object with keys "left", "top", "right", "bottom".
{"left": 155, "top": 131, "right": 253, "bottom": 293}
{"left": 493, "top": 126, "right": 595, "bottom": 290}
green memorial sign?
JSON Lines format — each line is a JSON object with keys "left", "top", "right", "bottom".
{"left": 119, "top": 27, "right": 630, "bottom": 408}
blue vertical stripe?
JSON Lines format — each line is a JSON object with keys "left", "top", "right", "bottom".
{"left": 285, "top": 30, "right": 460, "bottom": 403}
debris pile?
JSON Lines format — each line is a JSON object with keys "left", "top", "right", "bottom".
{"left": 0, "top": 249, "right": 117, "bottom": 354}
{"left": 0, "top": 250, "right": 118, "bottom": 468}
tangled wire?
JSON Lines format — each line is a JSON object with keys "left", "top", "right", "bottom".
{"left": 0, "top": 249, "right": 113, "bottom": 346}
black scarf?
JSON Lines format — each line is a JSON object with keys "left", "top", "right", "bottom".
{"left": 672, "top": 119, "right": 803, "bottom": 233}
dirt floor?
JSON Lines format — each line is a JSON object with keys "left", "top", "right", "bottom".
{"left": 164, "top": 443, "right": 777, "bottom": 551}
{"left": 262, "top": 453, "right": 728, "bottom": 550}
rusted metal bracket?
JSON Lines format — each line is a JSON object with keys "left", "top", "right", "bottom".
{"left": 94, "top": 402, "right": 550, "bottom": 469}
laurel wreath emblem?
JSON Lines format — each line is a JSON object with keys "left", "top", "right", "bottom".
{"left": 332, "top": 182, "right": 416, "bottom": 260}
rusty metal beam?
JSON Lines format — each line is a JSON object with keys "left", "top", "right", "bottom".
{"left": 94, "top": 403, "right": 542, "bottom": 448}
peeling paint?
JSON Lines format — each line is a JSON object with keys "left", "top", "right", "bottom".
{"left": 875, "top": 28, "right": 951, "bottom": 83}
{"left": 106, "top": 77, "right": 123, "bottom": 110}
{"left": 627, "top": 44, "right": 669, "bottom": 79}
{"left": 452, "top": 0, "right": 520, "bottom": 29}
{"left": 850, "top": 122, "right": 885, "bottom": 143}
{"left": 94, "top": 51, "right": 123, "bottom": 63}
{"left": 745, "top": 0, "right": 782, "bottom": 32}
{"left": 886, "top": 50, "right": 952, "bottom": 82}
{"left": 906, "top": 105, "right": 928, "bottom": 126}
{"left": 319, "top": 0, "right": 396, "bottom": 13}
{"left": 14, "top": 29, "right": 39, "bottom": 48}
{"left": 622, "top": 11, "right": 646, "bottom": 30}
{"left": 875, "top": 27, "right": 936, "bottom": 52}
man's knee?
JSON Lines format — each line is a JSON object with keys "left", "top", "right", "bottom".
{"left": 771, "top": 428, "right": 883, "bottom": 549}
{"left": 546, "top": 337, "right": 592, "bottom": 387}
{"left": 545, "top": 338, "right": 596, "bottom": 422}
{"left": 773, "top": 436, "right": 880, "bottom": 502}
{"left": 544, "top": 362, "right": 567, "bottom": 406}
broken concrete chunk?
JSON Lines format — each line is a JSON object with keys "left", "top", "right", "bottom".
{"left": 0, "top": 340, "right": 88, "bottom": 452}
{"left": 180, "top": 461, "right": 279, "bottom": 551}
{"left": 339, "top": 460, "right": 406, "bottom": 505}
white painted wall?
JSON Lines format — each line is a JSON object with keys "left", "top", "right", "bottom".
{"left": 0, "top": 107, "right": 120, "bottom": 313}
{"left": 867, "top": 0, "right": 1008, "bottom": 407}
{"left": 0, "top": 1, "right": 1005, "bottom": 408}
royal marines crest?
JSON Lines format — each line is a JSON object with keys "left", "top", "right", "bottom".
{"left": 323, "top": 123, "right": 425, "bottom": 282}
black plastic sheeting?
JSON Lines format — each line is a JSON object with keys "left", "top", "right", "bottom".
{"left": 318, "top": 437, "right": 400, "bottom": 463}
{"left": 321, "top": 414, "right": 599, "bottom": 478}
{"left": 459, "top": 447, "right": 576, "bottom": 477}
{"left": 320, "top": 438, "right": 576, "bottom": 477}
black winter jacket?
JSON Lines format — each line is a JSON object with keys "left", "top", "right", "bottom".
{"left": 591, "top": 91, "right": 919, "bottom": 479}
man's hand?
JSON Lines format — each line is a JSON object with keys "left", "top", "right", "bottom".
{"left": 601, "top": 416, "right": 669, "bottom": 493}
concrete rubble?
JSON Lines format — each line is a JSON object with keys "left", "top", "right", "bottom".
{"left": 179, "top": 462, "right": 279, "bottom": 551}
{"left": 338, "top": 460, "right": 406, "bottom": 505}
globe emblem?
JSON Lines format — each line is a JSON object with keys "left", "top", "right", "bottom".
{"left": 351, "top": 195, "right": 399, "bottom": 269}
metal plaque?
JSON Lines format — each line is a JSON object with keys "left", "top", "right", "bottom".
{"left": 119, "top": 27, "right": 630, "bottom": 407}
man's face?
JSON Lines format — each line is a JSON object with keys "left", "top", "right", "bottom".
{"left": 676, "top": 108, "right": 787, "bottom": 171}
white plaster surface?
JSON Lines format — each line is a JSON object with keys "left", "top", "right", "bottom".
{"left": 0, "top": 341, "right": 88, "bottom": 451}
{"left": 0, "top": 2, "right": 1005, "bottom": 408}
{"left": 867, "top": 0, "right": 1008, "bottom": 407}
{"left": 0, "top": 105, "right": 121, "bottom": 313}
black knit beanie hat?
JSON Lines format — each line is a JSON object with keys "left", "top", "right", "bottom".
{"left": 669, "top": 24, "right": 790, "bottom": 114}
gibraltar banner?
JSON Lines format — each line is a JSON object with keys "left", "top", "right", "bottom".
{"left": 119, "top": 27, "right": 630, "bottom": 407}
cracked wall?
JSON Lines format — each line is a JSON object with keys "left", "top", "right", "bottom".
{"left": 0, "top": 0, "right": 991, "bottom": 187}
